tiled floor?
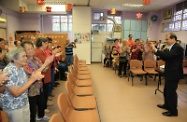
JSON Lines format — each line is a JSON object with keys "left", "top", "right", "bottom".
{"left": 43, "top": 63, "right": 187, "bottom": 122}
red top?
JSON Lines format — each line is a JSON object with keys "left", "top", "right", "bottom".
{"left": 34, "top": 48, "right": 51, "bottom": 84}
{"left": 131, "top": 45, "right": 142, "bottom": 59}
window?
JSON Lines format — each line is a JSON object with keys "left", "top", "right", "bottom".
{"left": 91, "top": 24, "right": 106, "bottom": 32}
{"left": 52, "top": 15, "right": 72, "bottom": 32}
{"left": 52, "top": 16, "right": 60, "bottom": 32}
{"left": 106, "top": 15, "right": 122, "bottom": 32}
{"left": 182, "top": 19, "right": 187, "bottom": 30}
{"left": 93, "top": 12, "right": 104, "bottom": 20}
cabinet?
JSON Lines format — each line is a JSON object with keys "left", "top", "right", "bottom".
{"left": 123, "top": 19, "right": 147, "bottom": 41}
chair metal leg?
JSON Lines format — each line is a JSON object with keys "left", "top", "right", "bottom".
{"left": 145, "top": 74, "right": 148, "bottom": 85}
{"left": 132, "top": 74, "right": 134, "bottom": 86}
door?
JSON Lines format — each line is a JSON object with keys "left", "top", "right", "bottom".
{"left": 91, "top": 42, "right": 103, "bottom": 62}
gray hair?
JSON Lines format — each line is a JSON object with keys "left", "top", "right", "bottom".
{"left": 7, "top": 47, "right": 25, "bottom": 61}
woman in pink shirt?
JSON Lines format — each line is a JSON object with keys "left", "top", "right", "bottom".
{"left": 113, "top": 39, "right": 120, "bottom": 53}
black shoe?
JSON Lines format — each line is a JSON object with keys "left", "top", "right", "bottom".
{"left": 157, "top": 104, "right": 169, "bottom": 110}
{"left": 53, "top": 84, "right": 58, "bottom": 87}
{"left": 162, "top": 111, "right": 178, "bottom": 117}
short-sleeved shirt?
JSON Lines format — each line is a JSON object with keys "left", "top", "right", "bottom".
{"left": 126, "top": 40, "right": 135, "bottom": 48}
{"left": 25, "top": 57, "right": 42, "bottom": 96}
{"left": 65, "top": 43, "right": 74, "bottom": 55}
{"left": 1, "top": 63, "right": 28, "bottom": 110}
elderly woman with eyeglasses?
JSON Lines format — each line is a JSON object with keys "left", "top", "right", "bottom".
{"left": 1, "top": 47, "right": 53, "bottom": 122}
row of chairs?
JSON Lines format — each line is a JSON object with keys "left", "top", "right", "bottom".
{"left": 128, "top": 59, "right": 187, "bottom": 86}
{"left": 128, "top": 59, "right": 165, "bottom": 86}
{"left": 49, "top": 54, "right": 100, "bottom": 122}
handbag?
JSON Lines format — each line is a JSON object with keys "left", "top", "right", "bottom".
{"left": 119, "top": 56, "right": 127, "bottom": 62}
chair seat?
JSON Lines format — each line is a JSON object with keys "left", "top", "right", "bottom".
{"left": 77, "top": 70, "right": 90, "bottom": 75}
{"left": 183, "top": 67, "right": 187, "bottom": 75}
{"left": 73, "top": 86, "right": 93, "bottom": 96}
{"left": 78, "top": 67, "right": 89, "bottom": 71}
{"left": 68, "top": 109, "right": 99, "bottom": 122}
{"left": 144, "top": 68, "right": 158, "bottom": 74}
{"left": 75, "top": 79, "right": 92, "bottom": 86}
{"left": 72, "top": 95, "right": 96, "bottom": 110}
{"left": 77, "top": 74, "right": 91, "bottom": 80}
{"left": 131, "top": 69, "right": 147, "bottom": 75}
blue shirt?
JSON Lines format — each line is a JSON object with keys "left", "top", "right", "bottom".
{"left": 0, "top": 63, "right": 28, "bottom": 110}
{"left": 65, "top": 43, "right": 74, "bottom": 55}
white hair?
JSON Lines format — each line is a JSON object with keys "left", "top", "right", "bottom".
{"left": 7, "top": 47, "right": 25, "bottom": 61}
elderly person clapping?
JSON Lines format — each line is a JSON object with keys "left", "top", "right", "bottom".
{"left": 1, "top": 47, "right": 53, "bottom": 122}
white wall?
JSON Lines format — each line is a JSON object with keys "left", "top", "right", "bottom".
{"left": 73, "top": 7, "right": 91, "bottom": 64}
{"left": 147, "top": 11, "right": 160, "bottom": 41}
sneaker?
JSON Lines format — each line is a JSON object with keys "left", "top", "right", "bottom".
{"left": 44, "top": 109, "right": 50, "bottom": 113}
{"left": 36, "top": 116, "right": 50, "bottom": 121}
{"left": 42, "top": 116, "right": 50, "bottom": 120}
{"left": 48, "top": 97, "right": 52, "bottom": 101}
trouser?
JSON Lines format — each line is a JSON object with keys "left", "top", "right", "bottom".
{"left": 65, "top": 55, "right": 74, "bottom": 66}
{"left": 29, "top": 93, "right": 45, "bottom": 122}
{"left": 118, "top": 61, "right": 128, "bottom": 75}
{"left": 58, "top": 62, "right": 68, "bottom": 80}
{"left": 48, "top": 68, "right": 54, "bottom": 96}
{"left": 5, "top": 103, "right": 30, "bottom": 122}
{"left": 164, "top": 80, "right": 179, "bottom": 114}
{"left": 42, "top": 79, "right": 49, "bottom": 109}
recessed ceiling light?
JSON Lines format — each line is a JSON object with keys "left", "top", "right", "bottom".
{"left": 122, "top": 3, "right": 143, "bottom": 8}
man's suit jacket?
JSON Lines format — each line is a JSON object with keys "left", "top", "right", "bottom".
{"left": 155, "top": 43, "right": 183, "bottom": 81}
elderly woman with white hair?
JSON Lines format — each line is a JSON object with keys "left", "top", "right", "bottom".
{"left": 1, "top": 47, "right": 53, "bottom": 122}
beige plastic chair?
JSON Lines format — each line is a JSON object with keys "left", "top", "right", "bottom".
{"left": 73, "top": 63, "right": 90, "bottom": 75}
{"left": 57, "top": 93, "right": 100, "bottom": 122}
{"left": 68, "top": 73, "right": 93, "bottom": 96}
{"left": 143, "top": 60, "right": 158, "bottom": 84}
{"left": 48, "top": 113, "right": 64, "bottom": 122}
{"left": 70, "top": 69, "right": 92, "bottom": 87}
{"left": 183, "top": 60, "right": 187, "bottom": 75}
{"left": 72, "top": 66, "right": 91, "bottom": 80}
{"left": 74, "top": 54, "right": 87, "bottom": 66}
{"left": 128, "top": 60, "right": 147, "bottom": 86}
{"left": 65, "top": 81, "right": 96, "bottom": 110}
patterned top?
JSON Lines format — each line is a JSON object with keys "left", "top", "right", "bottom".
{"left": 65, "top": 43, "right": 74, "bottom": 55}
{"left": 1, "top": 63, "right": 28, "bottom": 110}
{"left": 24, "top": 57, "right": 42, "bottom": 96}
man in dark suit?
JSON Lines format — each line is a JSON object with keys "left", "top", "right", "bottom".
{"left": 150, "top": 33, "right": 183, "bottom": 117}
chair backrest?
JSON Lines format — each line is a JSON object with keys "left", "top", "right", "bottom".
{"left": 57, "top": 93, "right": 70, "bottom": 121}
{"left": 157, "top": 60, "right": 165, "bottom": 67}
{"left": 130, "top": 60, "right": 142, "bottom": 69}
{"left": 183, "top": 60, "right": 187, "bottom": 67}
{"left": 65, "top": 81, "right": 74, "bottom": 100}
{"left": 144, "top": 60, "right": 156, "bottom": 69}
{"left": 49, "top": 113, "right": 64, "bottom": 122}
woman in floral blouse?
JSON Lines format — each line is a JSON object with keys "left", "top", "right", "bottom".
{"left": 22, "top": 41, "right": 52, "bottom": 122}
{"left": 1, "top": 47, "right": 53, "bottom": 122}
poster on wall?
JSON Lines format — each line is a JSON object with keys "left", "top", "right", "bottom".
{"left": 74, "top": 33, "right": 90, "bottom": 44}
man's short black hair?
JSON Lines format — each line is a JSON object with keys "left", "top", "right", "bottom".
{"left": 169, "top": 33, "right": 177, "bottom": 41}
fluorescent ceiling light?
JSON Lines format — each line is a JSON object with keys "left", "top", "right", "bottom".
{"left": 122, "top": 3, "right": 143, "bottom": 7}
{"left": 45, "top": 5, "right": 66, "bottom": 11}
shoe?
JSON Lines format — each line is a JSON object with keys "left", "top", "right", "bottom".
{"left": 47, "top": 101, "right": 54, "bottom": 106}
{"left": 162, "top": 111, "right": 178, "bottom": 117}
{"left": 53, "top": 84, "right": 58, "bottom": 87}
{"left": 55, "top": 82, "right": 60, "bottom": 85}
{"left": 36, "top": 115, "right": 50, "bottom": 121}
{"left": 44, "top": 109, "right": 50, "bottom": 113}
{"left": 118, "top": 74, "right": 122, "bottom": 78}
{"left": 49, "top": 94, "right": 55, "bottom": 97}
{"left": 48, "top": 97, "right": 52, "bottom": 101}
{"left": 157, "top": 104, "right": 169, "bottom": 110}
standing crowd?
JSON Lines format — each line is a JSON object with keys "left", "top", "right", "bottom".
{"left": 0, "top": 37, "right": 76, "bottom": 122}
